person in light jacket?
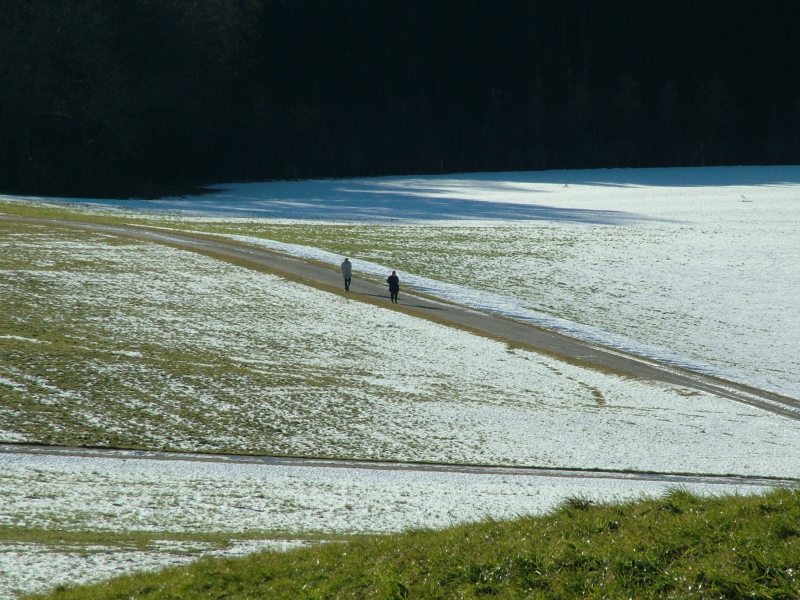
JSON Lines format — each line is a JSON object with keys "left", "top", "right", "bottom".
{"left": 387, "top": 270, "right": 400, "bottom": 303}
{"left": 341, "top": 258, "right": 352, "bottom": 291}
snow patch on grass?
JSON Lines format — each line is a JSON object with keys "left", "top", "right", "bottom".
{"left": 0, "top": 538, "right": 306, "bottom": 600}
{"left": 0, "top": 449, "right": 775, "bottom": 599}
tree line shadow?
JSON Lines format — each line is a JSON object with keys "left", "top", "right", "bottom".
{"left": 42, "top": 165, "right": 799, "bottom": 224}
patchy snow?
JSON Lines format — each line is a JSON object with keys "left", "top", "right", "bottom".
{"left": 189, "top": 169, "right": 798, "bottom": 399}
{"left": 0, "top": 378, "right": 26, "bottom": 392}
{"left": 3, "top": 227, "right": 800, "bottom": 477}
{"left": 0, "top": 451, "right": 773, "bottom": 535}
{"left": 0, "top": 335, "right": 43, "bottom": 344}
{"left": 7, "top": 165, "right": 796, "bottom": 398}
{"left": 0, "top": 450, "right": 774, "bottom": 599}
{"left": 2, "top": 164, "right": 799, "bottom": 597}
{"left": 214, "top": 228, "right": 791, "bottom": 395}
{"left": 0, "top": 537, "right": 306, "bottom": 600}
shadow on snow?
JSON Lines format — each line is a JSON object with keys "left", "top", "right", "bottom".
{"left": 31, "top": 165, "right": 800, "bottom": 224}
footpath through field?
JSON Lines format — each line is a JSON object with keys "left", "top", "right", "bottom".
{"left": 0, "top": 215, "right": 800, "bottom": 487}
{"left": 2, "top": 443, "right": 799, "bottom": 489}
{"left": 4, "top": 215, "right": 800, "bottom": 424}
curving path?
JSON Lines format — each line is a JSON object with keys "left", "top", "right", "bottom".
{"left": 4, "top": 214, "right": 798, "bottom": 421}
{"left": 4, "top": 214, "right": 800, "bottom": 487}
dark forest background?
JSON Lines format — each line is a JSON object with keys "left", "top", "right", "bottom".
{"left": 2, "top": 1, "right": 799, "bottom": 197}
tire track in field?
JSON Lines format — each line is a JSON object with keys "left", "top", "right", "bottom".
{"left": 2, "top": 443, "right": 798, "bottom": 489}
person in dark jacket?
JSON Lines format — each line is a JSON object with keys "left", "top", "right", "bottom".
{"left": 387, "top": 270, "right": 400, "bottom": 303}
{"left": 341, "top": 257, "right": 352, "bottom": 291}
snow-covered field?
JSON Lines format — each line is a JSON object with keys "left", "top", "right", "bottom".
{"left": 2, "top": 165, "right": 799, "bottom": 597}
{"left": 1, "top": 222, "right": 798, "bottom": 476}
{"left": 32, "top": 165, "right": 798, "bottom": 397}
{"left": 0, "top": 449, "right": 774, "bottom": 599}
{"left": 215, "top": 168, "right": 799, "bottom": 399}
{"left": 12, "top": 166, "right": 800, "bottom": 397}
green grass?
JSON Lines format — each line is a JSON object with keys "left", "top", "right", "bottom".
{"left": 117, "top": 219, "right": 564, "bottom": 300}
{"left": 0, "top": 218, "right": 397, "bottom": 454}
{"left": 0, "top": 526, "right": 306, "bottom": 552}
{"left": 0, "top": 198, "right": 158, "bottom": 225}
{"left": 1, "top": 214, "right": 588, "bottom": 461}
{"left": 1, "top": 197, "right": 564, "bottom": 304}
{"left": 27, "top": 488, "right": 800, "bottom": 599}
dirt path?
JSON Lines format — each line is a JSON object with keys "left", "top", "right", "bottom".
{"left": 5, "top": 214, "right": 798, "bottom": 420}
{"left": 2, "top": 443, "right": 798, "bottom": 489}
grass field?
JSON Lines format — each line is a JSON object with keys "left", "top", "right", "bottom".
{"left": 27, "top": 488, "right": 800, "bottom": 599}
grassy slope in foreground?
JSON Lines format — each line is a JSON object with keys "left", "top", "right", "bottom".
{"left": 32, "top": 489, "right": 800, "bottom": 600}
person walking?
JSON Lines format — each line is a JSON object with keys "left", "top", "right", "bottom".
{"left": 341, "top": 257, "right": 352, "bottom": 291}
{"left": 387, "top": 270, "right": 400, "bottom": 303}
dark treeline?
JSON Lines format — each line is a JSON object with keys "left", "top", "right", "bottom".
{"left": 2, "top": 1, "right": 799, "bottom": 197}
